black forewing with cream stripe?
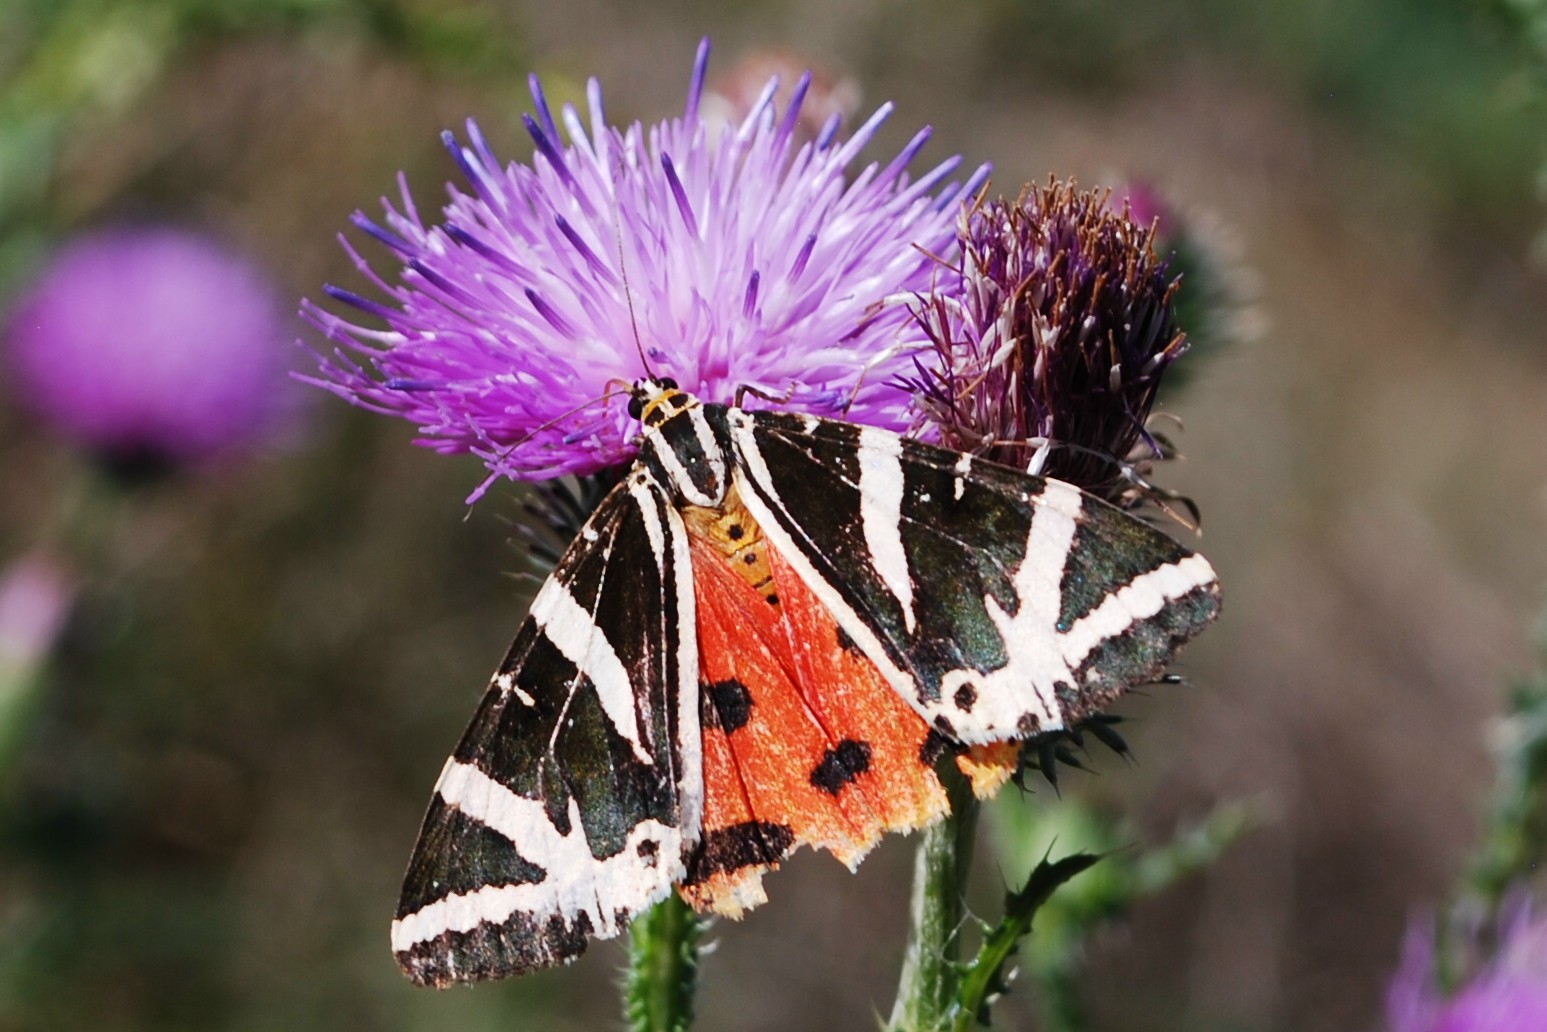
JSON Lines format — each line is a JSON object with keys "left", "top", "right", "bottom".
{"left": 391, "top": 470, "right": 701, "bottom": 987}
{"left": 718, "top": 406, "right": 1220, "bottom": 745}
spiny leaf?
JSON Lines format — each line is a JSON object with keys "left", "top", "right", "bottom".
{"left": 952, "top": 852, "right": 1100, "bottom": 1031}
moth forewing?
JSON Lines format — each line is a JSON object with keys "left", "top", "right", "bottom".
{"left": 719, "top": 403, "right": 1220, "bottom": 743}
{"left": 392, "top": 474, "right": 700, "bottom": 985}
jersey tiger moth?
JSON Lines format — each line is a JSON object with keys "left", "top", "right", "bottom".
{"left": 390, "top": 378, "right": 1221, "bottom": 986}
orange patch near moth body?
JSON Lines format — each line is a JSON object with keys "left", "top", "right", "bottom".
{"left": 677, "top": 485, "right": 1014, "bottom": 917}
{"left": 956, "top": 741, "right": 1018, "bottom": 798}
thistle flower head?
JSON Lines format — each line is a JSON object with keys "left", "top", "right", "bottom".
{"left": 909, "top": 180, "right": 1186, "bottom": 502}
{"left": 1389, "top": 899, "right": 1547, "bottom": 1032}
{"left": 1118, "top": 180, "right": 1256, "bottom": 378}
{"left": 3, "top": 227, "right": 288, "bottom": 469}
{"left": 306, "top": 40, "right": 988, "bottom": 493}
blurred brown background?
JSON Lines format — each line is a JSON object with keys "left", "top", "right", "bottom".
{"left": 1, "top": 1, "right": 1544, "bottom": 1029}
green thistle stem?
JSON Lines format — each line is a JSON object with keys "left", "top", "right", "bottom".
{"left": 888, "top": 768, "right": 979, "bottom": 1032}
{"left": 626, "top": 893, "right": 701, "bottom": 1032}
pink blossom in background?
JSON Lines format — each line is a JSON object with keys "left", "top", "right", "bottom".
{"left": 0, "top": 553, "right": 74, "bottom": 669}
{"left": 4, "top": 226, "right": 291, "bottom": 467}
{"left": 1389, "top": 900, "right": 1547, "bottom": 1032}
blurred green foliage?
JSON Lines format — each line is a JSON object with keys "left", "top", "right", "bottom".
{"left": 1466, "top": 608, "right": 1547, "bottom": 918}
{"left": 984, "top": 795, "right": 1256, "bottom": 1031}
{"left": 0, "top": 0, "right": 524, "bottom": 288}
{"left": 925, "top": 0, "right": 1545, "bottom": 234}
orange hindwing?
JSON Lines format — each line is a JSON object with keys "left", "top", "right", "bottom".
{"left": 677, "top": 484, "right": 1013, "bottom": 915}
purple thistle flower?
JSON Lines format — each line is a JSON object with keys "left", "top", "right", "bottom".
{"left": 908, "top": 181, "right": 1187, "bottom": 504}
{"left": 3, "top": 226, "right": 289, "bottom": 469}
{"left": 305, "top": 40, "right": 988, "bottom": 494}
{"left": 1389, "top": 900, "right": 1547, "bottom": 1032}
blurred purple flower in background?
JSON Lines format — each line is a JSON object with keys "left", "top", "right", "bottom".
{"left": 0, "top": 552, "right": 73, "bottom": 675}
{"left": 3, "top": 226, "right": 289, "bottom": 469}
{"left": 1388, "top": 899, "right": 1547, "bottom": 1032}
{"left": 1117, "top": 182, "right": 1174, "bottom": 238}
{"left": 0, "top": 551, "right": 75, "bottom": 765}
{"left": 700, "top": 47, "right": 862, "bottom": 147}
{"left": 306, "top": 40, "right": 988, "bottom": 489}
{"left": 1116, "top": 178, "right": 1260, "bottom": 371}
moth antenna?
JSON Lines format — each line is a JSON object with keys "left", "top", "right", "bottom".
{"left": 466, "top": 389, "right": 621, "bottom": 509}
{"left": 609, "top": 164, "right": 654, "bottom": 381}
{"left": 507, "top": 391, "right": 618, "bottom": 450}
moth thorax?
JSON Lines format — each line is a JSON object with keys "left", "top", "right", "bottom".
{"left": 641, "top": 403, "right": 729, "bottom": 509}
{"left": 681, "top": 484, "right": 774, "bottom": 594}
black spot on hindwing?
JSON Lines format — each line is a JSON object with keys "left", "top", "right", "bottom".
{"left": 684, "top": 821, "right": 796, "bottom": 883}
{"left": 703, "top": 678, "right": 752, "bottom": 733}
{"left": 810, "top": 739, "right": 872, "bottom": 795}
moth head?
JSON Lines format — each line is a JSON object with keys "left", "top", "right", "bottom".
{"left": 627, "top": 377, "right": 688, "bottom": 427}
